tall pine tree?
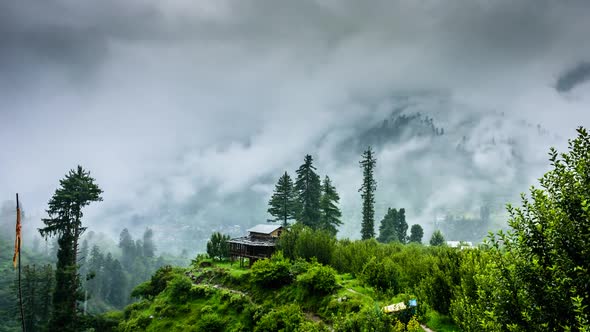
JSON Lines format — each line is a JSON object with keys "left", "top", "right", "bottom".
{"left": 319, "top": 175, "right": 342, "bottom": 236}
{"left": 267, "top": 172, "right": 298, "bottom": 227}
{"left": 295, "top": 155, "right": 321, "bottom": 229}
{"left": 359, "top": 147, "right": 377, "bottom": 240}
{"left": 38, "top": 166, "right": 102, "bottom": 332}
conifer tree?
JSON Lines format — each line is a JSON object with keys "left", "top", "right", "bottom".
{"left": 429, "top": 230, "right": 446, "bottom": 246}
{"left": 319, "top": 176, "right": 342, "bottom": 236}
{"left": 392, "top": 208, "right": 408, "bottom": 244}
{"left": 38, "top": 166, "right": 102, "bottom": 332}
{"left": 142, "top": 228, "right": 156, "bottom": 258}
{"left": 377, "top": 208, "right": 397, "bottom": 243}
{"left": 268, "top": 171, "right": 298, "bottom": 227}
{"left": 359, "top": 147, "right": 377, "bottom": 240}
{"left": 295, "top": 155, "right": 322, "bottom": 229}
{"left": 119, "top": 228, "right": 135, "bottom": 266}
{"left": 86, "top": 245, "right": 104, "bottom": 297}
{"left": 409, "top": 224, "right": 424, "bottom": 243}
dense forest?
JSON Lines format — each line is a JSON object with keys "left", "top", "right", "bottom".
{"left": 2, "top": 127, "right": 590, "bottom": 331}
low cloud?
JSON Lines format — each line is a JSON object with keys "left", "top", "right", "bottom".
{"left": 1, "top": 0, "right": 589, "bottom": 246}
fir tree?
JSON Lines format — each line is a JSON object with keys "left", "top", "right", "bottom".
{"left": 119, "top": 228, "right": 135, "bottom": 266}
{"left": 409, "top": 224, "right": 424, "bottom": 243}
{"left": 377, "top": 208, "right": 398, "bottom": 243}
{"left": 268, "top": 171, "right": 298, "bottom": 227}
{"left": 359, "top": 147, "right": 377, "bottom": 240}
{"left": 86, "top": 245, "right": 104, "bottom": 297}
{"left": 295, "top": 155, "right": 322, "bottom": 229}
{"left": 38, "top": 166, "right": 102, "bottom": 332}
{"left": 142, "top": 228, "right": 156, "bottom": 258}
{"left": 392, "top": 208, "right": 408, "bottom": 244}
{"left": 429, "top": 230, "right": 446, "bottom": 246}
{"left": 319, "top": 176, "right": 342, "bottom": 236}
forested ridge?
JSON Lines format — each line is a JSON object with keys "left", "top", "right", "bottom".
{"left": 2, "top": 127, "right": 590, "bottom": 331}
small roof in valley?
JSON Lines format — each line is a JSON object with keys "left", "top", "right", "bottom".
{"left": 247, "top": 224, "right": 282, "bottom": 234}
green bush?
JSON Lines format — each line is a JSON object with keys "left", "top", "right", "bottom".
{"left": 360, "top": 257, "right": 401, "bottom": 293}
{"left": 297, "top": 263, "right": 339, "bottom": 295}
{"left": 250, "top": 251, "right": 292, "bottom": 288}
{"left": 197, "top": 313, "right": 226, "bottom": 331}
{"left": 254, "top": 304, "right": 305, "bottom": 332}
{"left": 168, "top": 275, "right": 193, "bottom": 303}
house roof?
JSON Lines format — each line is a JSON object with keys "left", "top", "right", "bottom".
{"left": 228, "top": 236, "right": 277, "bottom": 247}
{"left": 247, "top": 224, "right": 282, "bottom": 234}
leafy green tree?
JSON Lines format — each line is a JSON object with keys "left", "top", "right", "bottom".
{"left": 38, "top": 165, "right": 103, "bottom": 332}
{"left": 429, "top": 230, "right": 445, "bottom": 246}
{"left": 142, "top": 228, "right": 156, "bottom": 258}
{"left": 206, "top": 232, "right": 230, "bottom": 260}
{"left": 268, "top": 172, "right": 298, "bottom": 227}
{"left": 377, "top": 208, "right": 398, "bottom": 243}
{"left": 319, "top": 175, "right": 342, "bottom": 236}
{"left": 359, "top": 147, "right": 377, "bottom": 240}
{"left": 295, "top": 155, "right": 322, "bottom": 229}
{"left": 458, "top": 127, "right": 590, "bottom": 330}
{"left": 377, "top": 208, "right": 407, "bottom": 243}
{"left": 409, "top": 224, "right": 424, "bottom": 243}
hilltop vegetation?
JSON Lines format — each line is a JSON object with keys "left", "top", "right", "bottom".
{"left": 2, "top": 127, "right": 589, "bottom": 331}
{"left": 117, "top": 127, "right": 590, "bottom": 331}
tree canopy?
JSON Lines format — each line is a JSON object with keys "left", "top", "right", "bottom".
{"left": 38, "top": 165, "right": 103, "bottom": 332}
{"left": 268, "top": 171, "right": 298, "bottom": 227}
{"left": 319, "top": 175, "right": 342, "bottom": 236}
{"left": 295, "top": 155, "right": 322, "bottom": 229}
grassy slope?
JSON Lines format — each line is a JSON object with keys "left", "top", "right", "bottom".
{"left": 118, "top": 260, "right": 460, "bottom": 331}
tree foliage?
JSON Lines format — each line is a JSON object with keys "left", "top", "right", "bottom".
{"left": 38, "top": 165, "right": 103, "bottom": 332}
{"left": 359, "top": 147, "right": 377, "bottom": 240}
{"left": 206, "top": 232, "right": 231, "bottom": 261}
{"left": 409, "top": 224, "right": 424, "bottom": 244}
{"left": 319, "top": 176, "right": 342, "bottom": 236}
{"left": 295, "top": 155, "right": 322, "bottom": 229}
{"left": 429, "top": 230, "right": 445, "bottom": 246}
{"left": 377, "top": 208, "right": 408, "bottom": 243}
{"left": 268, "top": 172, "right": 298, "bottom": 227}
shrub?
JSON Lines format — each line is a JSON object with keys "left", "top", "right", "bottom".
{"left": 360, "top": 257, "right": 401, "bottom": 293}
{"left": 297, "top": 263, "right": 339, "bottom": 295}
{"left": 197, "top": 313, "right": 226, "bottom": 332}
{"left": 250, "top": 251, "right": 292, "bottom": 288}
{"left": 254, "top": 304, "right": 305, "bottom": 332}
{"left": 169, "top": 275, "right": 193, "bottom": 303}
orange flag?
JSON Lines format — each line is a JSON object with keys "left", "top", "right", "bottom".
{"left": 13, "top": 197, "right": 21, "bottom": 268}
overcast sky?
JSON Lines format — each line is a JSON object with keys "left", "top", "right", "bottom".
{"left": 1, "top": 0, "right": 589, "bottom": 241}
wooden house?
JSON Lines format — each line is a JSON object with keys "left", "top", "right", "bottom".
{"left": 228, "top": 224, "right": 283, "bottom": 266}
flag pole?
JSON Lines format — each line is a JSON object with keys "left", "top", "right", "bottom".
{"left": 16, "top": 194, "right": 26, "bottom": 332}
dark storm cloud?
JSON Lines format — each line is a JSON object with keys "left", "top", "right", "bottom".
{"left": 556, "top": 62, "right": 590, "bottom": 92}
